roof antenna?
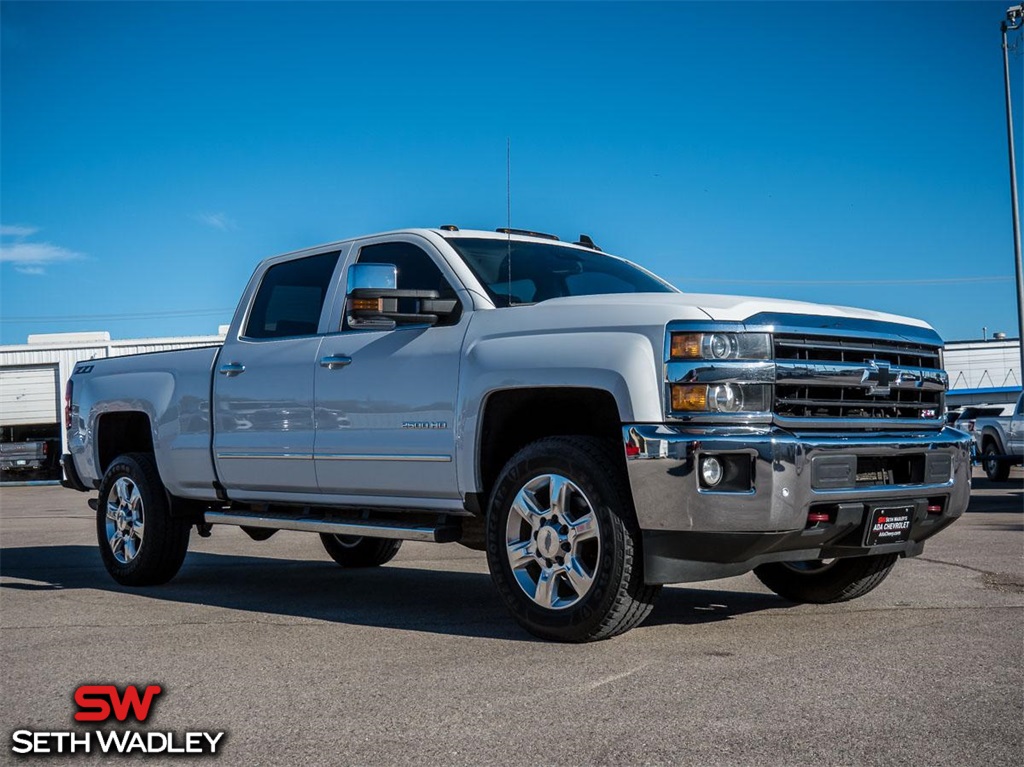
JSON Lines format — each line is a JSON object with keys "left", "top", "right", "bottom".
{"left": 506, "top": 137, "right": 512, "bottom": 307}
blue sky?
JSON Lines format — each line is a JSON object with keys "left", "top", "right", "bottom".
{"left": 1, "top": 1, "right": 1021, "bottom": 344}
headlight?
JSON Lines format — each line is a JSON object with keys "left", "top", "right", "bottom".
{"left": 670, "top": 332, "right": 771, "bottom": 360}
{"left": 670, "top": 383, "right": 771, "bottom": 413}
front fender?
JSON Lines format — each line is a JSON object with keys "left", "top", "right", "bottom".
{"left": 456, "top": 331, "right": 663, "bottom": 493}
{"left": 979, "top": 426, "right": 1008, "bottom": 452}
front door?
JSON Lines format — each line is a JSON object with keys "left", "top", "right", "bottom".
{"left": 313, "top": 238, "right": 467, "bottom": 500}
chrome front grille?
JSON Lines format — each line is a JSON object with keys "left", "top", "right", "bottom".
{"left": 773, "top": 334, "right": 945, "bottom": 424}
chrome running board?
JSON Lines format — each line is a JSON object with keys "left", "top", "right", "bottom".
{"left": 204, "top": 510, "right": 460, "bottom": 543}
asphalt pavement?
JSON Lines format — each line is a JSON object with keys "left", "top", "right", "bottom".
{"left": 1, "top": 469, "right": 1021, "bottom": 766}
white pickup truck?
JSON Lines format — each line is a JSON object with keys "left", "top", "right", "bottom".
{"left": 63, "top": 227, "right": 971, "bottom": 641}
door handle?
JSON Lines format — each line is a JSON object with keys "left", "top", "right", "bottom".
{"left": 218, "top": 362, "right": 246, "bottom": 376}
{"left": 320, "top": 355, "right": 353, "bottom": 369}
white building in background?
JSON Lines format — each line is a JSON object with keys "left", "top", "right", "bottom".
{"left": 0, "top": 330, "right": 226, "bottom": 468}
{"left": 944, "top": 337, "right": 1021, "bottom": 406}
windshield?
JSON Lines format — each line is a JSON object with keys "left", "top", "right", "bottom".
{"left": 443, "top": 237, "right": 677, "bottom": 307}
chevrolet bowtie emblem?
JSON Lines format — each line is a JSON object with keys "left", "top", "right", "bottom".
{"left": 862, "top": 359, "right": 897, "bottom": 396}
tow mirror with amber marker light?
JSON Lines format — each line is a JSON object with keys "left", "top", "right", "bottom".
{"left": 345, "top": 262, "right": 457, "bottom": 327}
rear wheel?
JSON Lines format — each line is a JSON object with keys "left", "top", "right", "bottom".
{"left": 982, "top": 441, "right": 1011, "bottom": 482}
{"left": 486, "top": 436, "right": 660, "bottom": 642}
{"left": 319, "top": 534, "right": 402, "bottom": 567}
{"left": 753, "top": 553, "right": 898, "bottom": 604}
{"left": 96, "top": 453, "right": 190, "bottom": 586}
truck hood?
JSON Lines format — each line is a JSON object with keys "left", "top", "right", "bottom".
{"left": 683, "top": 292, "right": 932, "bottom": 329}
{"left": 539, "top": 292, "right": 934, "bottom": 331}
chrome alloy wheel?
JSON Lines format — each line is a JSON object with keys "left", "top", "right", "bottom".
{"left": 505, "top": 473, "right": 601, "bottom": 610}
{"left": 105, "top": 476, "right": 145, "bottom": 564}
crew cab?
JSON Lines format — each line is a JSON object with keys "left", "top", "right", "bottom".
{"left": 62, "top": 227, "right": 972, "bottom": 641}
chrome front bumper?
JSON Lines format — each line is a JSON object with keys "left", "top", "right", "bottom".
{"left": 623, "top": 425, "right": 972, "bottom": 583}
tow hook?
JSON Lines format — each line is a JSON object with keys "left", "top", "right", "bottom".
{"left": 196, "top": 522, "right": 213, "bottom": 538}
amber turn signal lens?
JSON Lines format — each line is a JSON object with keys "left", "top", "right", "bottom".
{"left": 671, "top": 384, "right": 708, "bottom": 411}
{"left": 670, "top": 333, "right": 703, "bottom": 359}
{"left": 351, "top": 298, "right": 381, "bottom": 311}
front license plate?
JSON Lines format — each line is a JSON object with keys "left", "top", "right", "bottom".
{"left": 865, "top": 505, "right": 913, "bottom": 546}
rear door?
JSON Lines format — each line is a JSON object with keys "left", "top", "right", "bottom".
{"left": 213, "top": 249, "right": 343, "bottom": 497}
{"left": 313, "top": 236, "right": 468, "bottom": 501}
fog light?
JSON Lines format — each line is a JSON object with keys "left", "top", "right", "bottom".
{"left": 701, "top": 456, "right": 723, "bottom": 487}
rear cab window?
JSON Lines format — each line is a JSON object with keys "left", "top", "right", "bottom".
{"left": 244, "top": 252, "right": 340, "bottom": 339}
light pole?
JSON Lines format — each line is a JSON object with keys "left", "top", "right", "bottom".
{"left": 1001, "top": 5, "right": 1024, "bottom": 382}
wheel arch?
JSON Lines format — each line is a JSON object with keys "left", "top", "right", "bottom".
{"left": 96, "top": 411, "right": 155, "bottom": 475}
{"left": 473, "top": 387, "right": 625, "bottom": 507}
{"left": 979, "top": 427, "right": 1005, "bottom": 452}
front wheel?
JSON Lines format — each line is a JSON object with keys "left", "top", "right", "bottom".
{"left": 486, "top": 436, "right": 661, "bottom": 642}
{"left": 96, "top": 453, "right": 190, "bottom": 586}
{"left": 982, "top": 442, "right": 1011, "bottom": 482}
{"left": 753, "top": 553, "right": 898, "bottom": 604}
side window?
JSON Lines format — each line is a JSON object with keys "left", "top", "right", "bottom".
{"left": 244, "top": 252, "right": 339, "bottom": 339}
{"left": 350, "top": 241, "right": 461, "bottom": 327}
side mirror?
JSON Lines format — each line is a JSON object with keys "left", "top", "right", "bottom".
{"left": 347, "top": 263, "right": 397, "bottom": 292}
{"left": 345, "top": 263, "right": 458, "bottom": 327}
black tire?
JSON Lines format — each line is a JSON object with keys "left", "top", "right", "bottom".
{"left": 753, "top": 553, "right": 899, "bottom": 604}
{"left": 319, "top": 534, "right": 402, "bottom": 567}
{"left": 485, "top": 436, "right": 661, "bottom": 642}
{"left": 982, "top": 440, "right": 1011, "bottom": 482}
{"left": 96, "top": 453, "right": 190, "bottom": 586}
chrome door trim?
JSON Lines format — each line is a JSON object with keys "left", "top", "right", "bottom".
{"left": 216, "top": 452, "right": 314, "bottom": 460}
{"left": 316, "top": 453, "right": 452, "bottom": 462}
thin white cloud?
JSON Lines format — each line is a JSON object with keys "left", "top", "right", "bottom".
{"left": 0, "top": 224, "right": 39, "bottom": 238}
{"left": 0, "top": 226, "right": 84, "bottom": 276}
{"left": 195, "top": 212, "right": 237, "bottom": 231}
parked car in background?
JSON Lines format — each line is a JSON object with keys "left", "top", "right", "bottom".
{"left": 0, "top": 439, "right": 53, "bottom": 478}
{"left": 974, "top": 392, "right": 1024, "bottom": 481}
{"left": 953, "top": 404, "right": 1012, "bottom": 434}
